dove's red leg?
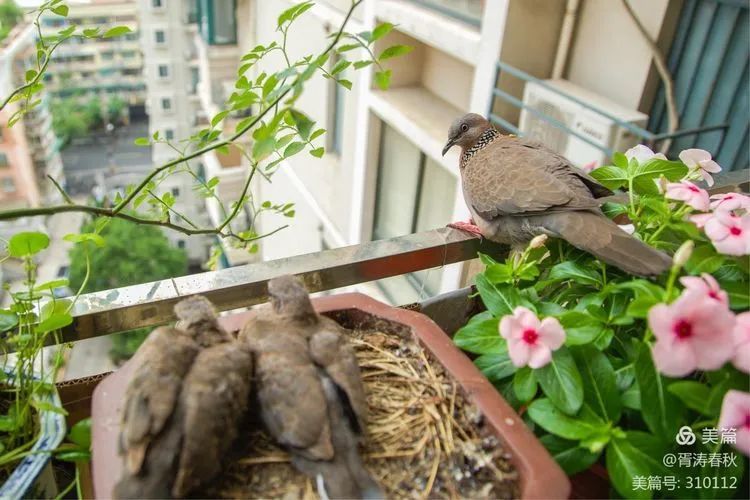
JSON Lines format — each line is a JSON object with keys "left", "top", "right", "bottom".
{"left": 448, "top": 219, "right": 483, "bottom": 236}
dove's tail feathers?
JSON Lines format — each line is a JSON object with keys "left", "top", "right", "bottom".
{"left": 544, "top": 211, "right": 672, "bottom": 277}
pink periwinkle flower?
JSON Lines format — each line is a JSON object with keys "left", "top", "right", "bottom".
{"left": 679, "top": 273, "right": 729, "bottom": 306}
{"left": 625, "top": 144, "right": 666, "bottom": 164}
{"left": 679, "top": 148, "right": 722, "bottom": 187}
{"left": 718, "top": 390, "right": 750, "bottom": 456}
{"left": 581, "top": 160, "right": 597, "bottom": 173}
{"left": 666, "top": 181, "right": 710, "bottom": 211}
{"left": 689, "top": 212, "right": 714, "bottom": 229}
{"left": 732, "top": 312, "right": 750, "bottom": 374}
{"left": 499, "top": 307, "right": 565, "bottom": 369}
{"left": 710, "top": 192, "right": 750, "bottom": 212}
{"left": 648, "top": 290, "right": 735, "bottom": 377}
{"left": 704, "top": 211, "right": 750, "bottom": 256}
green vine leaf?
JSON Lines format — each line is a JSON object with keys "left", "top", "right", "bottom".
{"left": 103, "top": 26, "right": 132, "bottom": 38}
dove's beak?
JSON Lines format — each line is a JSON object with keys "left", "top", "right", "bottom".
{"left": 442, "top": 139, "right": 455, "bottom": 157}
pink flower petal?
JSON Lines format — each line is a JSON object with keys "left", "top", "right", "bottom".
{"left": 690, "top": 213, "right": 714, "bottom": 228}
{"left": 718, "top": 390, "right": 750, "bottom": 456}
{"left": 514, "top": 306, "right": 540, "bottom": 331}
{"left": 507, "top": 339, "right": 531, "bottom": 367}
{"left": 527, "top": 345, "right": 553, "bottom": 369}
{"left": 710, "top": 193, "right": 750, "bottom": 212}
{"left": 626, "top": 145, "right": 665, "bottom": 164}
{"left": 679, "top": 148, "right": 712, "bottom": 167}
{"left": 699, "top": 159, "right": 722, "bottom": 173}
{"left": 651, "top": 337, "right": 697, "bottom": 377}
{"left": 648, "top": 303, "right": 677, "bottom": 341}
{"left": 539, "top": 317, "right": 566, "bottom": 349}
{"left": 499, "top": 315, "right": 520, "bottom": 341}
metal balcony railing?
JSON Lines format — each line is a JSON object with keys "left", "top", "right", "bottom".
{"left": 407, "top": 0, "right": 483, "bottom": 27}
{"left": 489, "top": 61, "right": 732, "bottom": 165}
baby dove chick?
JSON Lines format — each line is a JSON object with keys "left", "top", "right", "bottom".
{"left": 240, "top": 275, "right": 381, "bottom": 499}
{"left": 114, "top": 296, "right": 253, "bottom": 499}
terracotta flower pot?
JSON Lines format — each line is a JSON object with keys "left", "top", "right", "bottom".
{"left": 90, "top": 293, "right": 570, "bottom": 499}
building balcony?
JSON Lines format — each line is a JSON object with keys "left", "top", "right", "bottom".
{"left": 406, "top": 0, "right": 483, "bottom": 27}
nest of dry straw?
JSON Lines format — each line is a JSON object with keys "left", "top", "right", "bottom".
{"left": 199, "top": 328, "right": 519, "bottom": 499}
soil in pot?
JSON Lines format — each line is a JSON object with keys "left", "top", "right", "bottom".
{"left": 196, "top": 326, "right": 520, "bottom": 499}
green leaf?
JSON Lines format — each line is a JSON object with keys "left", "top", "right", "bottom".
{"left": 310, "top": 128, "right": 326, "bottom": 141}
{"left": 252, "top": 137, "right": 276, "bottom": 161}
{"left": 512, "top": 367, "right": 537, "bottom": 402}
{"left": 474, "top": 274, "right": 523, "bottom": 317}
{"left": 0, "top": 310, "right": 18, "bottom": 333}
{"left": 559, "top": 311, "right": 604, "bottom": 345}
{"left": 310, "top": 147, "right": 325, "bottom": 158}
{"left": 621, "top": 382, "right": 640, "bottom": 410}
{"left": 63, "top": 233, "right": 105, "bottom": 247}
{"left": 30, "top": 399, "right": 68, "bottom": 416}
{"left": 337, "top": 79, "right": 352, "bottom": 91}
{"left": 371, "top": 22, "right": 394, "bottom": 41}
{"left": 8, "top": 231, "right": 49, "bottom": 257}
{"left": 68, "top": 418, "right": 91, "bottom": 449}
{"left": 34, "top": 279, "right": 69, "bottom": 292}
{"left": 353, "top": 60, "right": 373, "bottom": 70}
{"left": 379, "top": 44, "right": 413, "bottom": 60}
{"left": 134, "top": 137, "right": 150, "bottom": 146}
{"left": 52, "top": 4, "right": 69, "bottom": 16}
{"left": 0, "top": 414, "right": 20, "bottom": 432}
{"left": 697, "top": 443, "right": 744, "bottom": 499}
{"left": 590, "top": 166, "right": 627, "bottom": 190}
{"left": 574, "top": 346, "right": 621, "bottom": 422}
{"left": 606, "top": 432, "right": 670, "bottom": 500}
{"left": 453, "top": 311, "right": 503, "bottom": 354}
{"left": 337, "top": 43, "right": 360, "bottom": 52}
{"left": 331, "top": 59, "right": 351, "bottom": 75}
{"left": 288, "top": 109, "right": 314, "bottom": 139}
{"left": 284, "top": 142, "right": 305, "bottom": 158}
{"left": 686, "top": 243, "right": 725, "bottom": 274}
{"left": 527, "top": 399, "right": 606, "bottom": 440}
{"left": 535, "top": 347, "right": 583, "bottom": 415}
{"left": 722, "top": 281, "right": 749, "bottom": 310}
{"left": 540, "top": 435, "right": 600, "bottom": 475}
{"left": 211, "top": 110, "right": 229, "bottom": 127}
{"left": 25, "top": 69, "right": 37, "bottom": 82}
{"left": 634, "top": 158, "right": 687, "bottom": 182}
{"left": 548, "top": 261, "right": 601, "bottom": 286}
{"left": 262, "top": 74, "right": 278, "bottom": 98}
{"left": 484, "top": 263, "right": 514, "bottom": 283}
{"left": 474, "top": 350, "right": 516, "bottom": 383}
{"left": 374, "top": 70, "right": 392, "bottom": 90}
{"left": 56, "top": 450, "right": 91, "bottom": 462}
{"left": 83, "top": 27, "right": 99, "bottom": 38}
{"left": 634, "top": 342, "right": 684, "bottom": 439}
{"left": 37, "top": 299, "right": 73, "bottom": 333}
{"left": 667, "top": 381, "right": 712, "bottom": 416}
{"left": 626, "top": 296, "right": 660, "bottom": 319}
{"left": 103, "top": 26, "right": 132, "bottom": 38}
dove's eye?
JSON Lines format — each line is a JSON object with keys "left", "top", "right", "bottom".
{"left": 461, "top": 124, "right": 468, "bottom": 132}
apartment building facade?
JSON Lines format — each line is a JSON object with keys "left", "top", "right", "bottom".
{"left": 39, "top": 0, "right": 146, "bottom": 112}
{"left": 136, "top": 0, "right": 210, "bottom": 266}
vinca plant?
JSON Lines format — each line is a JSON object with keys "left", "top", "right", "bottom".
{"left": 454, "top": 146, "right": 749, "bottom": 499}
{"left": 0, "top": 0, "right": 410, "bottom": 492}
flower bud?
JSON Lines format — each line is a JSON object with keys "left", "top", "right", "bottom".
{"left": 673, "top": 240, "right": 694, "bottom": 268}
{"left": 529, "top": 234, "right": 548, "bottom": 249}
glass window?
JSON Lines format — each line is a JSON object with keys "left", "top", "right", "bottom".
{"left": 1, "top": 177, "right": 15, "bottom": 192}
{"left": 155, "top": 30, "right": 166, "bottom": 44}
{"left": 177, "top": 240, "right": 185, "bottom": 249}
{"left": 328, "top": 56, "right": 346, "bottom": 155}
{"left": 0, "top": 152, "right": 7, "bottom": 167}
{"left": 171, "top": 187, "right": 179, "bottom": 196}
{"left": 372, "top": 124, "right": 421, "bottom": 240}
{"left": 165, "top": 129, "right": 174, "bottom": 140}
{"left": 152, "top": 0, "right": 163, "bottom": 7}
{"left": 161, "top": 98, "right": 171, "bottom": 111}
{"left": 211, "top": 0, "right": 237, "bottom": 45}
{"left": 158, "top": 64, "right": 169, "bottom": 78}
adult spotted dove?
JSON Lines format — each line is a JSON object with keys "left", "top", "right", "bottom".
{"left": 239, "top": 275, "right": 382, "bottom": 499}
{"left": 442, "top": 113, "right": 672, "bottom": 276}
{"left": 114, "top": 296, "right": 253, "bottom": 499}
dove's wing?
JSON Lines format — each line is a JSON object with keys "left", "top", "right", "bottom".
{"left": 172, "top": 342, "right": 253, "bottom": 498}
{"left": 243, "top": 317, "right": 333, "bottom": 460}
{"left": 464, "top": 136, "right": 611, "bottom": 220}
{"left": 309, "top": 319, "right": 368, "bottom": 433}
{"left": 119, "top": 327, "right": 199, "bottom": 475}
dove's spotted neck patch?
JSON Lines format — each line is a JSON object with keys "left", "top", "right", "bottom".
{"left": 461, "top": 128, "right": 499, "bottom": 169}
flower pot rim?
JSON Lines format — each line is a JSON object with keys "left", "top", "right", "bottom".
{"left": 91, "top": 292, "right": 570, "bottom": 499}
{"left": 0, "top": 370, "right": 67, "bottom": 499}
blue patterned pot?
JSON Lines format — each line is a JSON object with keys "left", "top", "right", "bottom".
{"left": 0, "top": 371, "right": 66, "bottom": 499}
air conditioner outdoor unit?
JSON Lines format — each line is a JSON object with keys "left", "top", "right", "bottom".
{"left": 519, "top": 79, "right": 649, "bottom": 168}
